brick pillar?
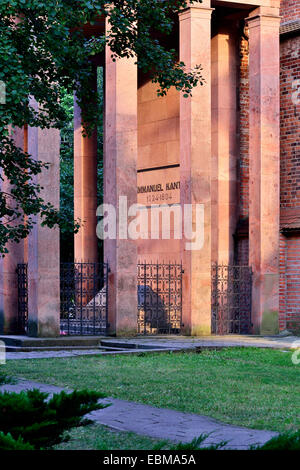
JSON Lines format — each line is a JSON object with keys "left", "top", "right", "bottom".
{"left": 246, "top": 7, "right": 281, "bottom": 335}
{"left": 211, "top": 26, "right": 238, "bottom": 265}
{"left": 27, "top": 100, "right": 60, "bottom": 337}
{"left": 0, "top": 127, "right": 25, "bottom": 334}
{"left": 104, "top": 21, "right": 138, "bottom": 336}
{"left": 179, "top": 2, "right": 213, "bottom": 335}
{"left": 74, "top": 67, "right": 98, "bottom": 263}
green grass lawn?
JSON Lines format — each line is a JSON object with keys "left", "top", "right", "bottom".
{"left": 3, "top": 348, "right": 300, "bottom": 432}
{"left": 54, "top": 424, "right": 166, "bottom": 450}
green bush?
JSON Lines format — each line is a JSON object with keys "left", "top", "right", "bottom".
{"left": 168, "top": 432, "right": 300, "bottom": 451}
{"left": 0, "top": 371, "right": 14, "bottom": 385}
{"left": 0, "top": 388, "right": 107, "bottom": 449}
{"left": 153, "top": 434, "right": 228, "bottom": 450}
{"left": 170, "top": 434, "right": 227, "bottom": 450}
{"left": 0, "top": 432, "right": 34, "bottom": 450}
{"left": 253, "top": 431, "right": 300, "bottom": 450}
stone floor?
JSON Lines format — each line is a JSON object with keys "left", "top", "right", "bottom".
{"left": 3, "top": 334, "right": 299, "bottom": 360}
{"left": 0, "top": 379, "right": 277, "bottom": 450}
{"left": 101, "top": 334, "right": 300, "bottom": 351}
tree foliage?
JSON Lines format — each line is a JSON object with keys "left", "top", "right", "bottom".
{"left": 0, "top": 0, "right": 203, "bottom": 254}
{"left": 0, "top": 388, "right": 106, "bottom": 449}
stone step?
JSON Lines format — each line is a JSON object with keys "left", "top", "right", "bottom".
{"left": 100, "top": 339, "right": 167, "bottom": 350}
{"left": 0, "top": 335, "right": 106, "bottom": 348}
{"left": 4, "top": 344, "right": 126, "bottom": 352}
{"left": 0, "top": 336, "right": 179, "bottom": 354}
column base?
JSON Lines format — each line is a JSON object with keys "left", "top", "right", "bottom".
{"left": 27, "top": 318, "right": 60, "bottom": 338}
{"left": 191, "top": 325, "right": 212, "bottom": 336}
{"left": 259, "top": 311, "right": 279, "bottom": 336}
{"left": 113, "top": 328, "right": 137, "bottom": 337}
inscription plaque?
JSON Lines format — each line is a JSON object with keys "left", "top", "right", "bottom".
{"left": 137, "top": 165, "right": 180, "bottom": 206}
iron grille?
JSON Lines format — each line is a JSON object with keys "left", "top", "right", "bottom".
{"left": 137, "top": 262, "right": 183, "bottom": 335}
{"left": 16, "top": 263, "right": 28, "bottom": 334}
{"left": 60, "top": 262, "right": 109, "bottom": 336}
{"left": 211, "top": 264, "right": 252, "bottom": 335}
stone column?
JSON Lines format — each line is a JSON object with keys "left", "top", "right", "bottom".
{"left": 74, "top": 67, "right": 98, "bottom": 263}
{"left": 27, "top": 100, "right": 60, "bottom": 337}
{"left": 179, "top": 1, "right": 213, "bottom": 335}
{"left": 246, "top": 7, "right": 280, "bottom": 334}
{"left": 0, "top": 127, "right": 25, "bottom": 334}
{"left": 104, "top": 20, "right": 138, "bottom": 336}
{"left": 211, "top": 26, "right": 238, "bottom": 265}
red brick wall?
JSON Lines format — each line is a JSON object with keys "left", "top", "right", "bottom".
{"left": 278, "top": 0, "right": 300, "bottom": 331}
{"left": 280, "top": 0, "right": 300, "bottom": 23}
{"left": 235, "top": 28, "right": 250, "bottom": 266}
{"left": 280, "top": 35, "right": 300, "bottom": 209}
{"left": 279, "top": 233, "right": 287, "bottom": 330}
{"left": 236, "top": 237, "right": 249, "bottom": 266}
{"left": 280, "top": 233, "right": 300, "bottom": 333}
{"left": 238, "top": 33, "right": 249, "bottom": 220}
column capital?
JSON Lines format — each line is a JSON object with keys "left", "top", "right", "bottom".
{"left": 185, "top": 0, "right": 211, "bottom": 7}
{"left": 178, "top": 1, "right": 214, "bottom": 21}
{"left": 245, "top": 6, "right": 281, "bottom": 28}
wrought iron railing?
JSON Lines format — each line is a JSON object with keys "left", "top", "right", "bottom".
{"left": 137, "top": 262, "right": 183, "bottom": 335}
{"left": 211, "top": 263, "right": 252, "bottom": 335}
{"left": 16, "top": 263, "right": 28, "bottom": 334}
{"left": 60, "top": 262, "right": 109, "bottom": 336}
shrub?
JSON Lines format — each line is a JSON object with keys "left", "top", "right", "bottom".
{"left": 170, "top": 434, "right": 227, "bottom": 450}
{"left": 253, "top": 431, "right": 300, "bottom": 450}
{"left": 0, "top": 388, "right": 107, "bottom": 449}
{"left": 0, "top": 432, "right": 34, "bottom": 450}
{"left": 153, "top": 434, "right": 228, "bottom": 450}
{"left": 0, "top": 371, "right": 14, "bottom": 385}
{"left": 167, "top": 432, "right": 300, "bottom": 451}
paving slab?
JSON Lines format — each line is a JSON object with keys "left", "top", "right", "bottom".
{"left": 0, "top": 379, "right": 277, "bottom": 450}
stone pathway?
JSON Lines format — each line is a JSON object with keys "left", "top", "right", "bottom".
{"left": 0, "top": 379, "right": 277, "bottom": 450}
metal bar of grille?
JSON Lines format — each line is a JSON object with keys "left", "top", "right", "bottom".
{"left": 143, "top": 262, "right": 147, "bottom": 335}
{"left": 16, "top": 262, "right": 108, "bottom": 337}
{"left": 16, "top": 263, "right": 28, "bottom": 334}
{"left": 137, "top": 261, "right": 183, "bottom": 335}
{"left": 60, "top": 262, "right": 109, "bottom": 336}
{"left": 211, "top": 263, "right": 252, "bottom": 335}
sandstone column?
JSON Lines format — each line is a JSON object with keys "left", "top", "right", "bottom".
{"left": 27, "top": 100, "right": 60, "bottom": 337}
{"left": 74, "top": 67, "right": 98, "bottom": 263}
{"left": 179, "top": 1, "right": 213, "bottom": 335}
{"left": 104, "top": 22, "right": 138, "bottom": 336}
{"left": 246, "top": 7, "right": 280, "bottom": 334}
{"left": 211, "top": 26, "right": 238, "bottom": 265}
{"left": 0, "top": 127, "right": 26, "bottom": 334}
